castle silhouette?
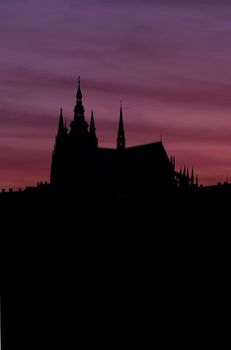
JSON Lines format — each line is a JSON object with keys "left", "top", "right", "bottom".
{"left": 50, "top": 77, "right": 196, "bottom": 193}
{"left": 1, "top": 80, "right": 229, "bottom": 350}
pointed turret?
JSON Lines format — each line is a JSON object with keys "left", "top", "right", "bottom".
{"left": 89, "top": 111, "right": 98, "bottom": 148}
{"left": 51, "top": 108, "right": 67, "bottom": 186}
{"left": 58, "top": 108, "right": 64, "bottom": 135}
{"left": 57, "top": 108, "right": 67, "bottom": 138}
{"left": 117, "top": 103, "right": 126, "bottom": 150}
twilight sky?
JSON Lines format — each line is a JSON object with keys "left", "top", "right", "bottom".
{"left": 1, "top": 0, "right": 231, "bottom": 188}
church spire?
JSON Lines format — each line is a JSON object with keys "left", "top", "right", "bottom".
{"left": 76, "top": 76, "right": 82, "bottom": 104}
{"left": 117, "top": 103, "right": 125, "bottom": 150}
{"left": 89, "top": 111, "right": 98, "bottom": 148}
{"left": 58, "top": 108, "right": 64, "bottom": 135}
{"left": 90, "top": 111, "right": 95, "bottom": 133}
{"left": 74, "top": 76, "right": 85, "bottom": 121}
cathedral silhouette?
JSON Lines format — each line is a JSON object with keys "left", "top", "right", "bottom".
{"left": 50, "top": 77, "right": 197, "bottom": 193}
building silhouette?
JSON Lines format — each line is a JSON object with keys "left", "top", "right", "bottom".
{"left": 0, "top": 80, "right": 228, "bottom": 350}
{"left": 50, "top": 77, "right": 180, "bottom": 193}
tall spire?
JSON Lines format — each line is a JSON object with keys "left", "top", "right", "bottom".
{"left": 58, "top": 108, "right": 64, "bottom": 135}
{"left": 74, "top": 76, "right": 85, "bottom": 121}
{"left": 89, "top": 111, "right": 98, "bottom": 148}
{"left": 119, "top": 102, "right": 124, "bottom": 131}
{"left": 117, "top": 103, "right": 126, "bottom": 150}
{"left": 76, "top": 76, "right": 82, "bottom": 103}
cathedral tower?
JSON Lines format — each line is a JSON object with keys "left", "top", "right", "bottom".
{"left": 69, "top": 77, "right": 89, "bottom": 143}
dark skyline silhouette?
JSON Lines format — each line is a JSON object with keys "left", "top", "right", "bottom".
{"left": 1, "top": 1, "right": 231, "bottom": 187}
{"left": 50, "top": 77, "right": 200, "bottom": 194}
{"left": 1, "top": 3, "right": 230, "bottom": 350}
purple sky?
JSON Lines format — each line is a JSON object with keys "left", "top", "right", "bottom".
{"left": 1, "top": 0, "right": 231, "bottom": 188}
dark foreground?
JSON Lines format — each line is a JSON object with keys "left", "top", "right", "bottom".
{"left": 1, "top": 188, "right": 230, "bottom": 349}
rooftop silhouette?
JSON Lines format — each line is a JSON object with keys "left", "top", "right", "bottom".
{"left": 1, "top": 77, "right": 231, "bottom": 201}
{"left": 50, "top": 77, "right": 198, "bottom": 194}
{"left": 1, "top": 78, "right": 230, "bottom": 350}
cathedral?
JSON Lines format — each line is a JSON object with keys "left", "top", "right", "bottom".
{"left": 50, "top": 77, "right": 178, "bottom": 193}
